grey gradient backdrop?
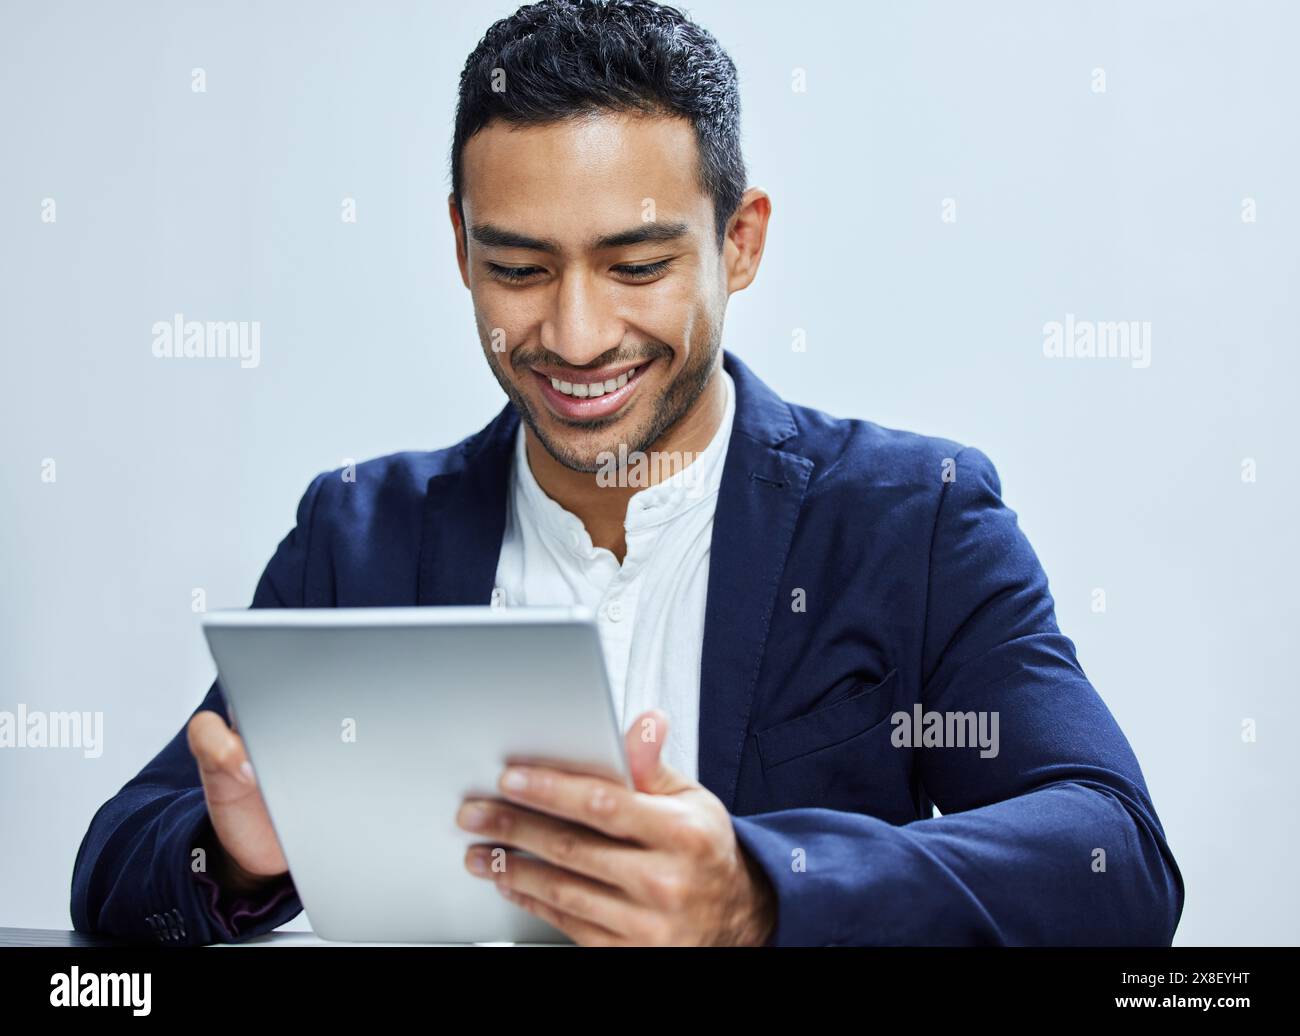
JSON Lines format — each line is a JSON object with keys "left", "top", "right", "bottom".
{"left": 1, "top": 0, "right": 1295, "bottom": 943}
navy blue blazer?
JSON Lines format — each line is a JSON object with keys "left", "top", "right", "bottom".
{"left": 71, "top": 350, "right": 1184, "bottom": 945}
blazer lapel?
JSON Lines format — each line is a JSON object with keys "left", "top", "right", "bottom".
{"left": 416, "top": 403, "right": 518, "bottom": 606}
{"left": 698, "top": 352, "right": 813, "bottom": 808}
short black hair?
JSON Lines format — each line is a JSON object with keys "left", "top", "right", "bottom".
{"left": 451, "top": 0, "right": 746, "bottom": 252}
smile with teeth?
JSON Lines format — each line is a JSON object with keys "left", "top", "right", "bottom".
{"left": 548, "top": 367, "right": 639, "bottom": 397}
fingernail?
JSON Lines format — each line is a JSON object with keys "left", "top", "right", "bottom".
{"left": 502, "top": 769, "right": 529, "bottom": 792}
{"left": 460, "top": 804, "right": 486, "bottom": 830}
{"left": 239, "top": 760, "right": 256, "bottom": 784}
{"left": 468, "top": 851, "right": 488, "bottom": 875}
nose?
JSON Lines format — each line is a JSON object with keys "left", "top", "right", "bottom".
{"left": 539, "top": 267, "right": 624, "bottom": 367}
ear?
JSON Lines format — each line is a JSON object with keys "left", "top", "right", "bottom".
{"left": 723, "top": 187, "right": 772, "bottom": 296}
{"left": 448, "top": 192, "right": 470, "bottom": 289}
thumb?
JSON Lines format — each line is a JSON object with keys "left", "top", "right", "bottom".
{"left": 624, "top": 709, "right": 694, "bottom": 795}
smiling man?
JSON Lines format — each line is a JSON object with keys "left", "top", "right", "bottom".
{"left": 72, "top": 0, "right": 1184, "bottom": 947}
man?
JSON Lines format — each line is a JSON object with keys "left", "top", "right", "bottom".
{"left": 71, "top": 0, "right": 1184, "bottom": 946}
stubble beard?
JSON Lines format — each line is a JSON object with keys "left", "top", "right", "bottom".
{"left": 482, "top": 334, "right": 721, "bottom": 474}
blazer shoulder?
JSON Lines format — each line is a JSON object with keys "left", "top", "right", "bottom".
{"left": 299, "top": 428, "right": 485, "bottom": 528}
{"left": 785, "top": 399, "right": 987, "bottom": 490}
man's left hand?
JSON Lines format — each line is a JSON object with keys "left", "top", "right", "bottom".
{"left": 457, "top": 708, "right": 777, "bottom": 946}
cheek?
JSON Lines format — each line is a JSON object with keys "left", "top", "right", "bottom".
{"left": 472, "top": 296, "right": 533, "bottom": 355}
{"left": 629, "top": 280, "right": 709, "bottom": 355}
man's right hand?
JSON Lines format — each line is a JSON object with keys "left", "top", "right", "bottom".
{"left": 186, "top": 709, "right": 289, "bottom": 894}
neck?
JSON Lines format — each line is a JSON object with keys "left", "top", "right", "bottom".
{"left": 524, "top": 365, "right": 726, "bottom": 563}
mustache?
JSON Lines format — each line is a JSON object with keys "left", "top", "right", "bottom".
{"left": 509, "top": 344, "right": 671, "bottom": 372}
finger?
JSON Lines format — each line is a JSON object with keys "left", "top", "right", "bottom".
{"left": 625, "top": 709, "right": 694, "bottom": 796}
{"left": 494, "top": 764, "right": 691, "bottom": 847}
{"left": 496, "top": 884, "right": 623, "bottom": 947}
{"left": 470, "top": 847, "right": 653, "bottom": 941}
{"left": 187, "top": 710, "right": 255, "bottom": 788}
{"left": 458, "top": 799, "right": 668, "bottom": 900}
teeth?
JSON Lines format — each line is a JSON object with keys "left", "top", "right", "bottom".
{"left": 547, "top": 366, "right": 639, "bottom": 397}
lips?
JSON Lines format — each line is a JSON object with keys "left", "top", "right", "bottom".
{"left": 531, "top": 360, "right": 652, "bottom": 422}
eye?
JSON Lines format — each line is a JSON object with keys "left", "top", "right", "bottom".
{"left": 484, "top": 259, "right": 674, "bottom": 284}
{"left": 613, "top": 259, "right": 673, "bottom": 281}
{"left": 485, "top": 263, "right": 545, "bottom": 284}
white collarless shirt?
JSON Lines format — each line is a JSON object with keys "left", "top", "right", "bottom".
{"left": 491, "top": 368, "right": 736, "bottom": 782}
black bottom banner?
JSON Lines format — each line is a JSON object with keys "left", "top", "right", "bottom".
{"left": 0, "top": 943, "right": 1286, "bottom": 1022}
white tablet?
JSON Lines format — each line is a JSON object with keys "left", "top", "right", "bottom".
{"left": 200, "top": 605, "right": 629, "bottom": 944}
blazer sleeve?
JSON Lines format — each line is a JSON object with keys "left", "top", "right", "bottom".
{"left": 730, "top": 446, "right": 1185, "bottom": 946}
{"left": 70, "top": 471, "right": 332, "bottom": 944}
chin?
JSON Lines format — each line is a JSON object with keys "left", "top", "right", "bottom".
{"left": 535, "top": 419, "right": 646, "bottom": 475}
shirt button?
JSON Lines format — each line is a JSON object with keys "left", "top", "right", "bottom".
{"left": 605, "top": 599, "right": 623, "bottom": 622}
{"left": 490, "top": 587, "right": 505, "bottom": 608}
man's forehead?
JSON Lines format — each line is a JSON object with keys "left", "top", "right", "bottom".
{"left": 460, "top": 110, "right": 709, "bottom": 246}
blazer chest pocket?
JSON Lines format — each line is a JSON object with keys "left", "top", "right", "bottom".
{"left": 756, "top": 668, "right": 900, "bottom": 770}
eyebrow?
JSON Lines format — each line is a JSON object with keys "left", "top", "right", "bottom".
{"left": 468, "top": 220, "right": 691, "bottom": 254}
